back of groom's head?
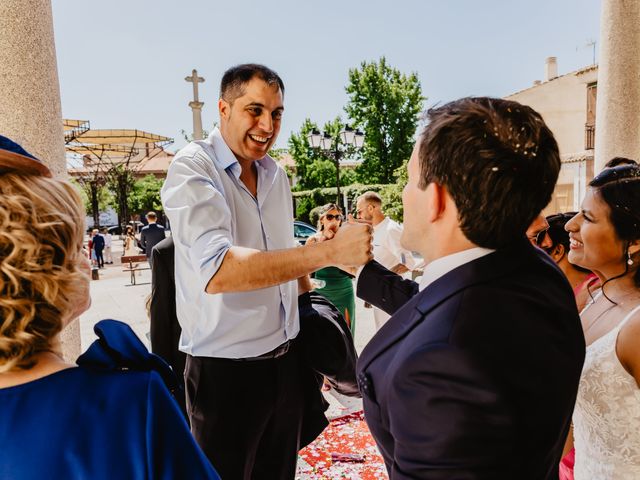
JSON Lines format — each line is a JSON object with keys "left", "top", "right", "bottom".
{"left": 418, "top": 97, "right": 560, "bottom": 249}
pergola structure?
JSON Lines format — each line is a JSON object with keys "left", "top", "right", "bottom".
{"left": 65, "top": 120, "right": 173, "bottom": 228}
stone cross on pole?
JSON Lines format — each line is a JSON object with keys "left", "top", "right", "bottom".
{"left": 185, "top": 69, "right": 205, "bottom": 140}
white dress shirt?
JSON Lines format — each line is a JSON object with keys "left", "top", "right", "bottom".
{"left": 372, "top": 217, "right": 418, "bottom": 271}
{"left": 161, "top": 128, "right": 299, "bottom": 358}
{"left": 419, "top": 247, "right": 495, "bottom": 291}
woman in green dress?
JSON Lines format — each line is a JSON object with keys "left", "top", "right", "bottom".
{"left": 305, "top": 203, "right": 356, "bottom": 336}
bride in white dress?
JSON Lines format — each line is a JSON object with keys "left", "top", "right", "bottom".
{"left": 564, "top": 163, "right": 640, "bottom": 479}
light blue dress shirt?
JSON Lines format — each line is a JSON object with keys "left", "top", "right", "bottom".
{"left": 161, "top": 128, "right": 299, "bottom": 358}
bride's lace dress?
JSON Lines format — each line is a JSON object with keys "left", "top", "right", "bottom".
{"left": 573, "top": 302, "right": 640, "bottom": 479}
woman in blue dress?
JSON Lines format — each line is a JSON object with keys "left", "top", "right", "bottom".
{"left": 0, "top": 136, "right": 219, "bottom": 480}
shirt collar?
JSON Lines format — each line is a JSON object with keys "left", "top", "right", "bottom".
{"left": 209, "top": 127, "right": 277, "bottom": 179}
{"left": 419, "top": 246, "right": 495, "bottom": 291}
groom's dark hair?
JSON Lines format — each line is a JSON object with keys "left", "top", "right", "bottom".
{"left": 417, "top": 97, "right": 560, "bottom": 249}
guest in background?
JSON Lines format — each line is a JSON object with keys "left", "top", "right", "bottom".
{"left": 355, "top": 191, "right": 418, "bottom": 329}
{"left": 306, "top": 203, "right": 356, "bottom": 335}
{"left": 92, "top": 228, "right": 105, "bottom": 269}
{"left": 140, "top": 211, "right": 165, "bottom": 267}
{"left": 526, "top": 213, "right": 553, "bottom": 250}
{"left": 545, "top": 213, "right": 597, "bottom": 310}
{"left": 123, "top": 225, "right": 138, "bottom": 257}
{"left": 101, "top": 227, "right": 113, "bottom": 264}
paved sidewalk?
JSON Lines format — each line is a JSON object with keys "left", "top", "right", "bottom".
{"left": 80, "top": 239, "right": 153, "bottom": 350}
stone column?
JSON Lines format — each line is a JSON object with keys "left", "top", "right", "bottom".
{"left": 190, "top": 100, "right": 205, "bottom": 140}
{"left": 594, "top": 0, "right": 640, "bottom": 172}
{"left": 0, "top": 0, "right": 81, "bottom": 361}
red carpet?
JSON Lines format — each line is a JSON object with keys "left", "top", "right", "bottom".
{"left": 298, "top": 411, "right": 388, "bottom": 479}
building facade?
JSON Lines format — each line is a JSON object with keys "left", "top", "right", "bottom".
{"left": 506, "top": 57, "right": 598, "bottom": 213}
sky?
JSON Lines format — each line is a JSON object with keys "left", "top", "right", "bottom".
{"left": 52, "top": 0, "right": 602, "bottom": 153}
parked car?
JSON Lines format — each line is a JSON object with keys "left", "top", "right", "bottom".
{"left": 106, "top": 221, "right": 144, "bottom": 236}
{"left": 294, "top": 220, "right": 316, "bottom": 246}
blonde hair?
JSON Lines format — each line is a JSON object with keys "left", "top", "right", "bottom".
{"left": 0, "top": 174, "right": 87, "bottom": 372}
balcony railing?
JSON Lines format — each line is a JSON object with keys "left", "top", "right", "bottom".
{"left": 585, "top": 123, "right": 595, "bottom": 150}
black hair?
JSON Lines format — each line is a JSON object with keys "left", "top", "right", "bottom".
{"left": 546, "top": 212, "right": 590, "bottom": 273}
{"left": 604, "top": 157, "right": 638, "bottom": 169}
{"left": 220, "top": 64, "right": 284, "bottom": 104}
{"left": 589, "top": 163, "right": 640, "bottom": 290}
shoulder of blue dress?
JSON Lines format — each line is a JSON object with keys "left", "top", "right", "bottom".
{"left": 76, "top": 319, "right": 179, "bottom": 393}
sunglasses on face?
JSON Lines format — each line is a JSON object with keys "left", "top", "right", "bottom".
{"left": 324, "top": 214, "right": 343, "bottom": 221}
{"left": 528, "top": 227, "right": 549, "bottom": 247}
{"left": 546, "top": 213, "right": 576, "bottom": 224}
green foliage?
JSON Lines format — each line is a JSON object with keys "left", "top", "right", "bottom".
{"left": 70, "top": 178, "right": 91, "bottom": 214}
{"left": 128, "top": 175, "right": 164, "bottom": 214}
{"left": 288, "top": 117, "right": 360, "bottom": 191}
{"left": 107, "top": 165, "right": 136, "bottom": 227}
{"left": 71, "top": 177, "right": 113, "bottom": 226}
{"left": 294, "top": 188, "right": 328, "bottom": 223}
{"left": 345, "top": 57, "right": 424, "bottom": 184}
{"left": 381, "top": 158, "right": 409, "bottom": 221}
{"left": 268, "top": 147, "right": 287, "bottom": 160}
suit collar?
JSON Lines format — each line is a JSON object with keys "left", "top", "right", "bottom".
{"left": 419, "top": 246, "right": 494, "bottom": 291}
{"left": 359, "top": 238, "right": 539, "bottom": 372}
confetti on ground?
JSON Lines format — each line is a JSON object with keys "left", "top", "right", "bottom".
{"left": 297, "top": 411, "right": 388, "bottom": 479}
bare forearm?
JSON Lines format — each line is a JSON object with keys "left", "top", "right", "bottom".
{"left": 206, "top": 244, "right": 331, "bottom": 293}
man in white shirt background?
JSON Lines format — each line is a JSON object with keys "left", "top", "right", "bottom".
{"left": 100, "top": 227, "right": 113, "bottom": 264}
{"left": 161, "top": 64, "right": 372, "bottom": 479}
{"left": 355, "top": 191, "right": 418, "bottom": 329}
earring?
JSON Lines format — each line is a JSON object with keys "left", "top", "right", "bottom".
{"left": 628, "top": 251, "right": 634, "bottom": 266}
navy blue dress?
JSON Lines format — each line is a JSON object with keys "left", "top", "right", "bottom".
{"left": 0, "top": 320, "right": 219, "bottom": 480}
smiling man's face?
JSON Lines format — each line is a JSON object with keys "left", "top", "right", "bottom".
{"left": 219, "top": 76, "right": 284, "bottom": 164}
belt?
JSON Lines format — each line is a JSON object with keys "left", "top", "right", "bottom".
{"left": 232, "top": 340, "right": 291, "bottom": 362}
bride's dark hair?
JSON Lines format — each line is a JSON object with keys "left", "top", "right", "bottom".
{"left": 590, "top": 163, "right": 640, "bottom": 293}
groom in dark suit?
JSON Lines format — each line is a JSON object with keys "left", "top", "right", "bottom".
{"left": 356, "top": 97, "right": 585, "bottom": 479}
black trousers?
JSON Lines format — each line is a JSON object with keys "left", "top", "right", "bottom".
{"left": 185, "top": 343, "right": 305, "bottom": 480}
{"left": 94, "top": 247, "right": 104, "bottom": 268}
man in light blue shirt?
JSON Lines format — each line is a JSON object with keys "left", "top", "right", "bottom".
{"left": 161, "top": 64, "right": 372, "bottom": 479}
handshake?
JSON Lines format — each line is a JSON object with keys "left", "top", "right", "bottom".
{"left": 314, "top": 215, "right": 374, "bottom": 268}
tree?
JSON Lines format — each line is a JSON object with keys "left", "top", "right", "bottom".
{"left": 288, "top": 117, "right": 358, "bottom": 192}
{"left": 71, "top": 177, "right": 114, "bottom": 227}
{"left": 106, "top": 165, "right": 136, "bottom": 229}
{"left": 128, "top": 175, "right": 164, "bottom": 215}
{"left": 345, "top": 57, "right": 424, "bottom": 184}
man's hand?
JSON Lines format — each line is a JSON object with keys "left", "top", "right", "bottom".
{"left": 329, "top": 219, "right": 373, "bottom": 267}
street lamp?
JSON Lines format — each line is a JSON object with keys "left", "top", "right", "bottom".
{"left": 308, "top": 125, "right": 365, "bottom": 209}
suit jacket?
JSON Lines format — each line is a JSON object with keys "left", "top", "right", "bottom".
{"left": 149, "top": 238, "right": 358, "bottom": 447}
{"left": 150, "top": 237, "right": 187, "bottom": 417}
{"left": 92, "top": 234, "right": 105, "bottom": 251}
{"left": 298, "top": 291, "right": 360, "bottom": 397}
{"left": 140, "top": 223, "right": 166, "bottom": 258}
{"left": 356, "top": 240, "right": 585, "bottom": 480}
